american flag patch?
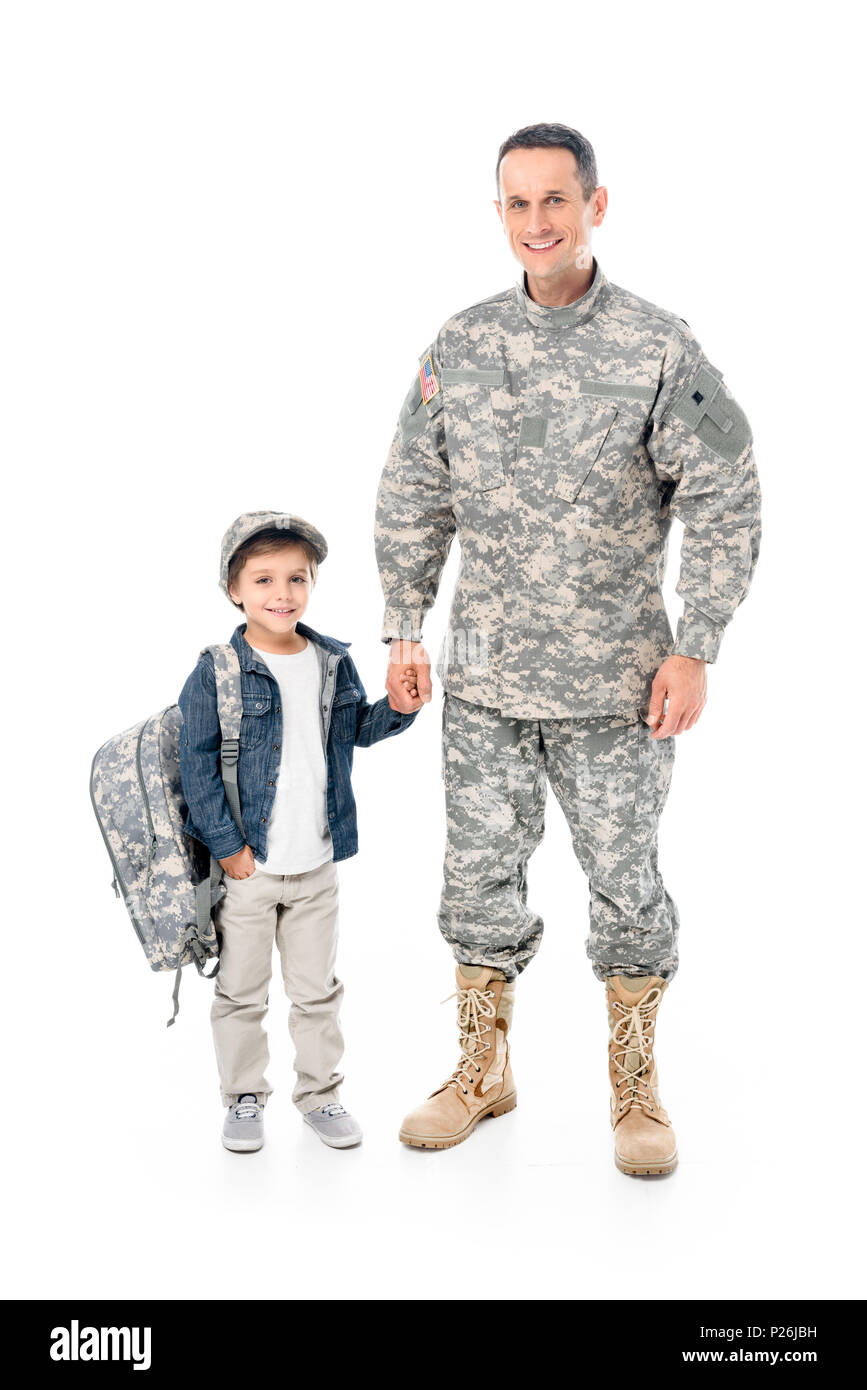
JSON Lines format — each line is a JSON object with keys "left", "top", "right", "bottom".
{"left": 419, "top": 353, "right": 439, "bottom": 404}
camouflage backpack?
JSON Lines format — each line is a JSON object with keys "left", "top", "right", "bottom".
{"left": 89, "top": 643, "right": 244, "bottom": 1026}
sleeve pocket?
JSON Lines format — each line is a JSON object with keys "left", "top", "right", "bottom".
{"left": 399, "top": 374, "right": 427, "bottom": 446}
{"left": 669, "top": 361, "right": 752, "bottom": 467}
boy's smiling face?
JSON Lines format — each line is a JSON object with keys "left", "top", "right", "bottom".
{"left": 228, "top": 541, "right": 313, "bottom": 650}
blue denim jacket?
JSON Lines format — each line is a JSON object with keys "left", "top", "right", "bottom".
{"left": 178, "top": 621, "right": 417, "bottom": 864}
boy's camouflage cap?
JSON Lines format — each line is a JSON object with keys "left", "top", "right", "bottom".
{"left": 219, "top": 510, "right": 328, "bottom": 598}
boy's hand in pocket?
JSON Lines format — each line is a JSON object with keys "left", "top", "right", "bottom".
{"left": 219, "top": 845, "right": 256, "bottom": 879}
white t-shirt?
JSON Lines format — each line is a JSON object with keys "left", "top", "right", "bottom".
{"left": 249, "top": 639, "right": 333, "bottom": 875}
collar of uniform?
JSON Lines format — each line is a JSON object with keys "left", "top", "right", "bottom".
{"left": 515, "top": 256, "right": 609, "bottom": 329}
{"left": 231, "top": 620, "right": 350, "bottom": 671}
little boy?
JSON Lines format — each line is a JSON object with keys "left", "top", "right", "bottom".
{"left": 178, "top": 510, "right": 421, "bottom": 1152}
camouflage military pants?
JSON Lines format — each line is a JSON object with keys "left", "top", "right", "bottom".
{"left": 437, "top": 693, "right": 680, "bottom": 982}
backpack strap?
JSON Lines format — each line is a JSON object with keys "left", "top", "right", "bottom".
{"left": 166, "top": 921, "right": 220, "bottom": 1026}
{"left": 200, "top": 642, "right": 244, "bottom": 837}
{"left": 166, "top": 872, "right": 222, "bottom": 1027}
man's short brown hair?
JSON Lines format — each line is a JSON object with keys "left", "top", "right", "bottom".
{"left": 226, "top": 527, "right": 319, "bottom": 609}
{"left": 496, "top": 122, "right": 598, "bottom": 203}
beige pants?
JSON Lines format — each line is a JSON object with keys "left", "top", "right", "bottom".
{"left": 211, "top": 858, "right": 344, "bottom": 1113}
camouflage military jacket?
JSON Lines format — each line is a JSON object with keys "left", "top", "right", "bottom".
{"left": 375, "top": 258, "right": 761, "bottom": 719}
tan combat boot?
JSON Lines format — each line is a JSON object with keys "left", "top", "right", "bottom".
{"left": 399, "top": 965, "right": 517, "bottom": 1149}
{"left": 606, "top": 975, "right": 678, "bottom": 1176}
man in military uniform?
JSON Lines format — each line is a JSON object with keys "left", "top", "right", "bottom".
{"left": 375, "top": 123, "right": 761, "bottom": 1174}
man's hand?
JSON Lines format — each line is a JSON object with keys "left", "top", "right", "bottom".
{"left": 385, "top": 639, "right": 431, "bottom": 712}
{"left": 645, "top": 654, "right": 707, "bottom": 739}
{"left": 219, "top": 845, "right": 256, "bottom": 879}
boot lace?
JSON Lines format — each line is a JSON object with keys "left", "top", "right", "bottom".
{"left": 610, "top": 987, "right": 662, "bottom": 1117}
{"left": 440, "top": 986, "right": 495, "bottom": 1095}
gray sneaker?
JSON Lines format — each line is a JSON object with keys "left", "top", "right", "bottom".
{"left": 222, "top": 1094, "right": 265, "bottom": 1152}
{"left": 303, "top": 1102, "right": 362, "bottom": 1149}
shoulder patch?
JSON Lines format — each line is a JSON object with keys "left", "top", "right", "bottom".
{"left": 669, "top": 360, "right": 752, "bottom": 466}
{"left": 419, "top": 353, "right": 440, "bottom": 404}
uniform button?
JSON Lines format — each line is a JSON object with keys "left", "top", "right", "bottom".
{"left": 261, "top": 816, "right": 267, "bottom": 823}
{"left": 275, "top": 705, "right": 281, "bottom": 713}
{"left": 255, "top": 701, "right": 263, "bottom": 710}
{"left": 329, "top": 812, "right": 335, "bottom": 819}
{"left": 268, "top": 780, "right": 275, "bottom": 786}
{"left": 273, "top": 744, "right": 280, "bottom": 751}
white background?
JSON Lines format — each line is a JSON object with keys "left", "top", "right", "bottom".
{"left": 2, "top": 0, "right": 863, "bottom": 1301}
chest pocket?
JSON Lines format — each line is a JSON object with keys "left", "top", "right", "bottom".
{"left": 331, "top": 686, "right": 360, "bottom": 744}
{"left": 240, "top": 688, "right": 271, "bottom": 747}
{"left": 442, "top": 367, "right": 506, "bottom": 493}
{"left": 552, "top": 392, "right": 651, "bottom": 507}
{"left": 553, "top": 400, "right": 620, "bottom": 503}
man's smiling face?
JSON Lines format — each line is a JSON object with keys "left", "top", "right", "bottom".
{"left": 495, "top": 146, "right": 606, "bottom": 287}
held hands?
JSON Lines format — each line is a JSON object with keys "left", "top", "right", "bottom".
{"left": 219, "top": 844, "right": 256, "bottom": 879}
{"left": 645, "top": 654, "right": 708, "bottom": 739}
{"left": 385, "top": 639, "right": 431, "bottom": 713}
